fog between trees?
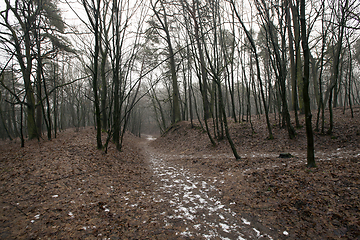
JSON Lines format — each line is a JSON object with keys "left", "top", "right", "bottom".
{"left": 1, "top": 0, "right": 359, "bottom": 165}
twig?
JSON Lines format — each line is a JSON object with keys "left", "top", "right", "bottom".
{"left": 2, "top": 201, "right": 28, "bottom": 216}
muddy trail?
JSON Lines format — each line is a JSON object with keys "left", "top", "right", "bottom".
{"left": 141, "top": 138, "right": 275, "bottom": 239}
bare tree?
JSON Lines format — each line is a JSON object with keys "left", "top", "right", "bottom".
{"left": 82, "top": 0, "right": 103, "bottom": 149}
{"left": 254, "top": 0, "right": 296, "bottom": 139}
{"left": 151, "top": 0, "right": 181, "bottom": 125}
{"left": 300, "top": 0, "right": 316, "bottom": 167}
{"left": 230, "top": 0, "right": 274, "bottom": 140}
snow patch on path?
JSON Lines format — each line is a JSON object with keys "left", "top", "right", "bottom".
{"left": 147, "top": 150, "right": 273, "bottom": 239}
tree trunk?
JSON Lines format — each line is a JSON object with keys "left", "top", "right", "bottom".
{"left": 24, "top": 29, "right": 38, "bottom": 140}
{"left": 20, "top": 100, "right": 24, "bottom": 147}
{"left": 53, "top": 62, "right": 58, "bottom": 138}
{"left": 216, "top": 78, "right": 241, "bottom": 160}
{"left": 100, "top": 47, "right": 108, "bottom": 131}
{"left": 84, "top": 0, "right": 103, "bottom": 149}
{"left": 0, "top": 94, "right": 12, "bottom": 140}
{"left": 300, "top": 0, "right": 316, "bottom": 167}
{"left": 346, "top": 35, "right": 354, "bottom": 118}
{"left": 286, "top": 1, "right": 301, "bottom": 128}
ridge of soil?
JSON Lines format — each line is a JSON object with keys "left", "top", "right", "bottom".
{"left": 153, "top": 107, "right": 360, "bottom": 155}
{"left": 0, "top": 106, "right": 359, "bottom": 239}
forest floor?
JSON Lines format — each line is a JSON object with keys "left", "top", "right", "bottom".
{"left": 0, "top": 107, "right": 360, "bottom": 239}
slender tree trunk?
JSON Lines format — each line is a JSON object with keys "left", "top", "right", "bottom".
{"left": 187, "top": 45, "right": 194, "bottom": 127}
{"left": 41, "top": 70, "right": 52, "bottom": 140}
{"left": 0, "top": 95, "right": 12, "bottom": 140}
{"left": 191, "top": 84, "right": 205, "bottom": 132}
{"left": 346, "top": 36, "right": 354, "bottom": 118}
{"left": 100, "top": 48, "right": 108, "bottom": 131}
{"left": 315, "top": 3, "right": 327, "bottom": 133}
{"left": 300, "top": 0, "right": 315, "bottom": 167}
{"left": 290, "top": 4, "right": 304, "bottom": 114}
{"left": 83, "top": 0, "right": 103, "bottom": 149}
{"left": 151, "top": 87, "right": 167, "bottom": 133}
{"left": 20, "top": 100, "right": 24, "bottom": 147}
{"left": 94, "top": 5, "right": 103, "bottom": 149}
{"left": 217, "top": 78, "right": 241, "bottom": 160}
{"left": 286, "top": 1, "right": 301, "bottom": 128}
{"left": 53, "top": 63, "right": 58, "bottom": 138}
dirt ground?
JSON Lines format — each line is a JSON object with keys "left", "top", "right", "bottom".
{"left": 1, "top": 107, "right": 359, "bottom": 239}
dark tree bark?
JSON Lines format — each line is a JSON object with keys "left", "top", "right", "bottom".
{"left": 2, "top": 0, "right": 39, "bottom": 140}
{"left": 345, "top": 35, "right": 354, "bottom": 118}
{"left": 216, "top": 76, "right": 241, "bottom": 160}
{"left": 83, "top": 0, "right": 103, "bottom": 149}
{"left": 100, "top": 46, "right": 109, "bottom": 131}
{"left": 111, "top": 0, "right": 121, "bottom": 150}
{"left": 300, "top": 0, "right": 316, "bottom": 167}
{"left": 286, "top": 0, "right": 301, "bottom": 128}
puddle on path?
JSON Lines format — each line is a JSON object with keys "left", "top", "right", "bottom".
{"left": 145, "top": 146, "right": 273, "bottom": 239}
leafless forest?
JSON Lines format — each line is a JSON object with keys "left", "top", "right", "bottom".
{"left": 1, "top": 0, "right": 360, "bottom": 161}
{"left": 1, "top": 0, "right": 360, "bottom": 238}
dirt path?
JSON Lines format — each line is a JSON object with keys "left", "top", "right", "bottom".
{"left": 1, "top": 122, "right": 358, "bottom": 239}
{"left": 141, "top": 137, "right": 274, "bottom": 239}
